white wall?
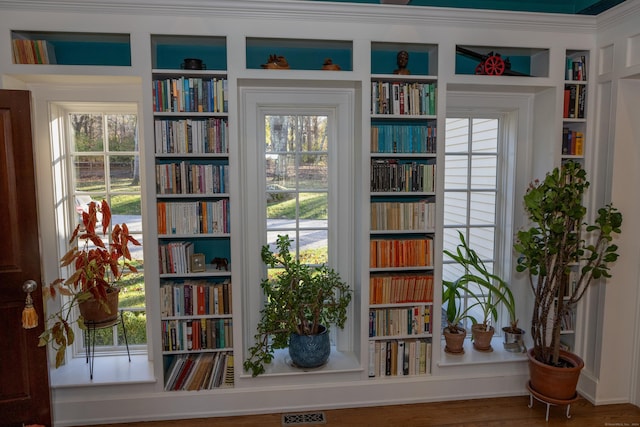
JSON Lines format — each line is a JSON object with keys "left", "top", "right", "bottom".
{"left": 1, "top": 0, "right": 639, "bottom": 424}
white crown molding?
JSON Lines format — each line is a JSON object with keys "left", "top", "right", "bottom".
{"left": 0, "top": 0, "right": 598, "bottom": 33}
{"left": 597, "top": 0, "right": 640, "bottom": 31}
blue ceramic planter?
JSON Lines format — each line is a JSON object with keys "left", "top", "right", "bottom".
{"left": 288, "top": 325, "right": 330, "bottom": 368}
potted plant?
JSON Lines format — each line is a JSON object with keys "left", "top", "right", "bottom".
{"left": 444, "top": 231, "right": 521, "bottom": 352}
{"left": 39, "top": 200, "right": 141, "bottom": 367}
{"left": 442, "top": 277, "right": 474, "bottom": 354}
{"left": 514, "top": 160, "right": 622, "bottom": 400}
{"left": 243, "top": 234, "right": 352, "bottom": 377}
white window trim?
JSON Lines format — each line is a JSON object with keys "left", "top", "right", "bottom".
{"left": 30, "top": 83, "right": 150, "bottom": 378}
{"left": 445, "top": 90, "right": 532, "bottom": 335}
{"left": 237, "top": 84, "right": 358, "bottom": 378}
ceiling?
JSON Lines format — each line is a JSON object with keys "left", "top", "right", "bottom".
{"left": 308, "top": 0, "right": 628, "bottom": 15}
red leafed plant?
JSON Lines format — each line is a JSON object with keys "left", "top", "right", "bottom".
{"left": 39, "top": 200, "right": 141, "bottom": 367}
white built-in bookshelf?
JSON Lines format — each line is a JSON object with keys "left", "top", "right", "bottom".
{"left": 151, "top": 34, "right": 234, "bottom": 391}
{"left": 367, "top": 42, "right": 438, "bottom": 378}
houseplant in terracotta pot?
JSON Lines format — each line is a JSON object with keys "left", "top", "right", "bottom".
{"left": 514, "top": 160, "right": 622, "bottom": 400}
{"left": 243, "top": 234, "right": 352, "bottom": 376}
{"left": 442, "top": 276, "right": 474, "bottom": 354}
{"left": 444, "top": 231, "right": 520, "bottom": 352}
{"left": 39, "top": 199, "right": 141, "bottom": 367}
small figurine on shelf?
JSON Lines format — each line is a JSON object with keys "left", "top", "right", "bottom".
{"left": 321, "top": 58, "right": 341, "bottom": 71}
{"left": 211, "top": 257, "right": 229, "bottom": 271}
{"left": 261, "top": 54, "right": 290, "bottom": 69}
{"left": 393, "top": 50, "right": 410, "bottom": 75}
{"left": 181, "top": 58, "right": 205, "bottom": 70}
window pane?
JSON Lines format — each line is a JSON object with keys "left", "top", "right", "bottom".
{"left": 110, "top": 155, "right": 140, "bottom": 192}
{"left": 299, "top": 229, "right": 328, "bottom": 265}
{"left": 107, "top": 114, "right": 138, "bottom": 152}
{"left": 469, "top": 192, "right": 496, "bottom": 225}
{"left": 444, "top": 155, "right": 468, "bottom": 189}
{"left": 471, "top": 118, "right": 498, "bottom": 152}
{"left": 468, "top": 227, "right": 495, "bottom": 260}
{"left": 443, "top": 192, "right": 467, "bottom": 225}
{"left": 74, "top": 155, "right": 105, "bottom": 192}
{"left": 299, "top": 192, "right": 328, "bottom": 223}
{"left": 470, "top": 155, "right": 497, "bottom": 188}
{"left": 265, "top": 154, "right": 296, "bottom": 189}
{"left": 444, "top": 118, "right": 469, "bottom": 151}
{"left": 299, "top": 154, "right": 328, "bottom": 190}
{"left": 70, "top": 113, "right": 103, "bottom": 151}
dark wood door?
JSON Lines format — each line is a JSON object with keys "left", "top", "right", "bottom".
{"left": 0, "top": 90, "right": 52, "bottom": 426}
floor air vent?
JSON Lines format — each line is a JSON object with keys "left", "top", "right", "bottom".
{"left": 282, "top": 411, "right": 327, "bottom": 425}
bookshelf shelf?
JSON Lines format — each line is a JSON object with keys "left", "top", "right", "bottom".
{"left": 152, "top": 34, "right": 234, "bottom": 391}
{"left": 246, "top": 37, "right": 353, "bottom": 71}
{"left": 368, "top": 41, "right": 438, "bottom": 380}
{"left": 455, "top": 44, "right": 549, "bottom": 77}
{"left": 561, "top": 50, "right": 588, "bottom": 160}
{"left": 11, "top": 30, "right": 131, "bottom": 66}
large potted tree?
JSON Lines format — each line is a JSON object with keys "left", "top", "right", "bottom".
{"left": 39, "top": 200, "right": 141, "bottom": 367}
{"left": 444, "top": 231, "right": 521, "bottom": 352}
{"left": 243, "top": 234, "right": 352, "bottom": 377}
{"left": 514, "top": 160, "right": 622, "bottom": 400}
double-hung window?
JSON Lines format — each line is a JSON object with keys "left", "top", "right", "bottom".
{"left": 50, "top": 102, "right": 146, "bottom": 358}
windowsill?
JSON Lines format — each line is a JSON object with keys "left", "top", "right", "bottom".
{"left": 49, "top": 354, "right": 157, "bottom": 388}
{"left": 438, "top": 337, "right": 528, "bottom": 367}
{"left": 240, "top": 347, "right": 362, "bottom": 378}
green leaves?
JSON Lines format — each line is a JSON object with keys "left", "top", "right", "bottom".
{"left": 244, "top": 234, "right": 352, "bottom": 376}
{"left": 515, "top": 161, "right": 623, "bottom": 365}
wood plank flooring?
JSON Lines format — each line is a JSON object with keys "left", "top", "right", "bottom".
{"left": 93, "top": 395, "right": 640, "bottom": 426}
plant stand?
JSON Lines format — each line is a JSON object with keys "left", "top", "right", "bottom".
{"left": 84, "top": 310, "right": 131, "bottom": 379}
{"left": 527, "top": 381, "right": 579, "bottom": 422}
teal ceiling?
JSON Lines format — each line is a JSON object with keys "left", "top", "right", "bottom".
{"left": 310, "top": 0, "right": 627, "bottom": 15}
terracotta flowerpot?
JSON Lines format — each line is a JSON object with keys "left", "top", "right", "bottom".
{"left": 78, "top": 287, "right": 120, "bottom": 327}
{"left": 443, "top": 327, "right": 466, "bottom": 354}
{"left": 471, "top": 324, "right": 495, "bottom": 351}
{"left": 527, "top": 348, "right": 584, "bottom": 400}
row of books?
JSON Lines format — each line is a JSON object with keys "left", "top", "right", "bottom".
{"left": 369, "top": 274, "right": 434, "bottom": 305}
{"left": 152, "top": 77, "right": 228, "bottom": 113}
{"left": 561, "top": 128, "right": 584, "bottom": 156}
{"left": 371, "top": 81, "right": 437, "bottom": 116}
{"left": 563, "top": 84, "right": 587, "bottom": 119}
{"left": 369, "top": 238, "right": 433, "bottom": 268}
{"left": 160, "top": 279, "right": 232, "bottom": 317}
{"left": 155, "top": 161, "right": 229, "bottom": 195}
{"left": 154, "top": 118, "right": 228, "bottom": 154}
{"left": 370, "top": 124, "right": 437, "bottom": 154}
{"left": 368, "top": 339, "right": 432, "bottom": 378}
{"left": 369, "top": 305, "right": 433, "bottom": 337}
{"left": 559, "top": 306, "right": 575, "bottom": 332}
{"left": 566, "top": 56, "right": 587, "bottom": 81}
{"left": 164, "top": 352, "right": 234, "bottom": 391}
{"left": 159, "top": 241, "right": 198, "bottom": 274}
{"left": 12, "top": 38, "right": 56, "bottom": 64}
{"left": 162, "top": 318, "right": 233, "bottom": 352}
{"left": 371, "top": 160, "right": 436, "bottom": 193}
{"left": 370, "top": 200, "right": 435, "bottom": 232}
{"left": 157, "top": 200, "right": 229, "bottom": 235}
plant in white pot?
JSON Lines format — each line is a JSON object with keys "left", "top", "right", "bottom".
{"left": 514, "top": 160, "right": 622, "bottom": 400}
{"left": 39, "top": 200, "right": 141, "bottom": 367}
{"left": 444, "top": 231, "right": 520, "bottom": 352}
{"left": 243, "top": 234, "right": 352, "bottom": 377}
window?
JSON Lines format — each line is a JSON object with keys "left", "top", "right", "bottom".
{"left": 265, "top": 114, "right": 329, "bottom": 265}
{"left": 51, "top": 103, "right": 146, "bottom": 358}
{"left": 239, "top": 86, "right": 358, "bottom": 374}
{"left": 442, "top": 117, "right": 499, "bottom": 330}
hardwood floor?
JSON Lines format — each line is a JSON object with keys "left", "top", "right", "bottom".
{"left": 93, "top": 396, "right": 640, "bottom": 426}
